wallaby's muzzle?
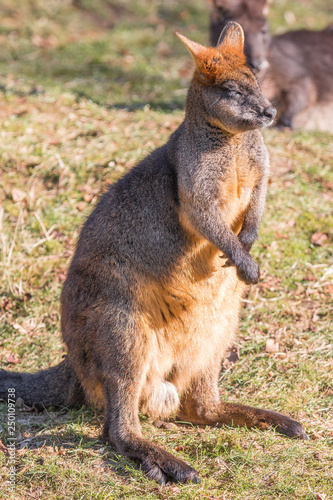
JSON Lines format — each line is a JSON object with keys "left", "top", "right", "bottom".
{"left": 248, "top": 56, "right": 269, "bottom": 72}
{"left": 261, "top": 105, "right": 277, "bottom": 126}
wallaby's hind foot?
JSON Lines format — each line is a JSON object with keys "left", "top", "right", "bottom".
{"left": 253, "top": 408, "right": 308, "bottom": 440}
{"left": 178, "top": 372, "right": 308, "bottom": 440}
{"left": 102, "top": 380, "right": 199, "bottom": 484}
{"left": 140, "top": 444, "right": 200, "bottom": 485}
{"left": 101, "top": 425, "right": 199, "bottom": 484}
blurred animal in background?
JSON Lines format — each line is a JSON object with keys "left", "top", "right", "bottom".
{"left": 210, "top": 0, "right": 333, "bottom": 131}
{"left": 210, "top": 0, "right": 271, "bottom": 71}
{"left": 72, "top": 0, "right": 126, "bottom": 29}
{"left": 0, "top": 22, "right": 308, "bottom": 485}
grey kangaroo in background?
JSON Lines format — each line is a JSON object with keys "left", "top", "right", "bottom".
{"left": 0, "top": 23, "right": 308, "bottom": 485}
{"left": 210, "top": 0, "right": 333, "bottom": 130}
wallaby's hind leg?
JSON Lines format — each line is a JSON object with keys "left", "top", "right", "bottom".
{"left": 94, "top": 309, "right": 199, "bottom": 485}
{"left": 102, "top": 374, "right": 200, "bottom": 485}
{"left": 178, "top": 365, "right": 308, "bottom": 440}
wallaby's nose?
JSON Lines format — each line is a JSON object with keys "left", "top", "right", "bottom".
{"left": 250, "top": 57, "right": 268, "bottom": 72}
{"left": 263, "top": 106, "right": 277, "bottom": 121}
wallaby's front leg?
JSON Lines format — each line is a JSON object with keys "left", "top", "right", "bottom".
{"left": 238, "top": 173, "right": 268, "bottom": 252}
{"left": 180, "top": 180, "right": 260, "bottom": 284}
{"left": 178, "top": 367, "right": 308, "bottom": 440}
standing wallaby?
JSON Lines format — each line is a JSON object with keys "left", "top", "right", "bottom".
{"left": 210, "top": 0, "right": 333, "bottom": 130}
{"left": 0, "top": 22, "right": 308, "bottom": 485}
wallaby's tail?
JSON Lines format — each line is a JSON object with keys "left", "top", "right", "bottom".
{"left": 0, "top": 357, "right": 85, "bottom": 410}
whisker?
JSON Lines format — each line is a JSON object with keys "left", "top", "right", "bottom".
{"left": 209, "top": 97, "right": 221, "bottom": 107}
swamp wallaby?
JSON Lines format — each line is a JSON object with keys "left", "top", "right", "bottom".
{"left": 210, "top": 0, "right": 333, "bottom": 130}
{"left": 0, "top": 22, "right": 307, "bottom": 485}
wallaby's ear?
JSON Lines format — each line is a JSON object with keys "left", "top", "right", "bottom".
{"left": 263, "top": 0, "right": 272, "bottom": 16}
{"left": 176, "top": 33, "right": 206, "bottom": 63}
{"left": 176, "top": 32, "right": 209, "bottom": 82}
{"left": 217, "top": 21, "right": 245, "bottom": 53}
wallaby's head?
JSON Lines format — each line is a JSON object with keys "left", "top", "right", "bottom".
{"left": 177, "top": 22, "right": 276, "bottom": 134}
{"left": 210, "top": 0, "right": 271, "bottom": 72}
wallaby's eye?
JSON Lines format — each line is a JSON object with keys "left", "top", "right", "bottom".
{"left": 221, "top": 82, "right": 242, "bottom": 97}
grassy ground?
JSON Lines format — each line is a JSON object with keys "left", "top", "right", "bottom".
{"left": 0, "top": 0, "right": 332, "bottom": 498}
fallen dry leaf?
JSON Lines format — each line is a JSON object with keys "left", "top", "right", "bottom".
{"left": 164, "top": 422, "right": 177, "bottom": 430}
{"left": 266, "top": 339, "right": 279, "bottom": 353}
{"left": 19, "top": 465, "right": 31, "bottom": 474}
{"left": 311, "top": 232, "right": 328, "bottom": 246}
{"left": 324, "top": 284, "right": 333, "bottom": 295}
{"left": 171, "top": 486, "right": 181, "bottom": 494}
{"left": 83, "top": 193, "right": 94, "bottom": 202}
{"left": 0, "top": 438, "right": 9, "bottom": 456}
{"left": 6, "top": 353, "right": 21, "bottom": 364}
{"left": 153, "top": 420, "right": 177, "bottom": 430}
{"left": 56, "top": 271, "right": 67, "bottom": 283}
{"left": 1, "top": 297, "right": 13, "bottom": 311}
{"left": 175, "top": 445, "right": 187, "bottom": 452}
{"left": 153, "top": 420, "right": 164, "bottom": 428}
{"left": 276, "top": 231, "right": 289, "bottom": 239}
{"left": 76, "top": 202, "right": 86, "bottom": 212}
{"left": 252, "top": 441, "right": 264, "bottom": 451}
{"left": 312, "top": 311, "right": 320, "bottom": 322}
{"left": 223, "top": 347, "right": 240, "bottom": 370}
{"left": 29, "top": 485, "right": 44, "bottom": 498}
{"left": 11, "top": 188, "right": 26, "bottom": 203}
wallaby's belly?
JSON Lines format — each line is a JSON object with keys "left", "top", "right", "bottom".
{"left": 165, "top": 268, "right": 244, "bottom": 388}
{"left": 138, "top": 258, "right": 246, "bottom": 416}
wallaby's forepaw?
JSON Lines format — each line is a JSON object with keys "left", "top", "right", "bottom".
{"left": 238, "top": 230, "right": 257, "bottom": 253}
{"left": 141, "top": 450, "right": 200, "bottom": 485}
{"left": 237, "top": 256, "right": 260, "bottom": 285}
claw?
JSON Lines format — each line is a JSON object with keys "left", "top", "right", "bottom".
{"left": 157, "top": 472, "right": 168, "bottom": 486}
